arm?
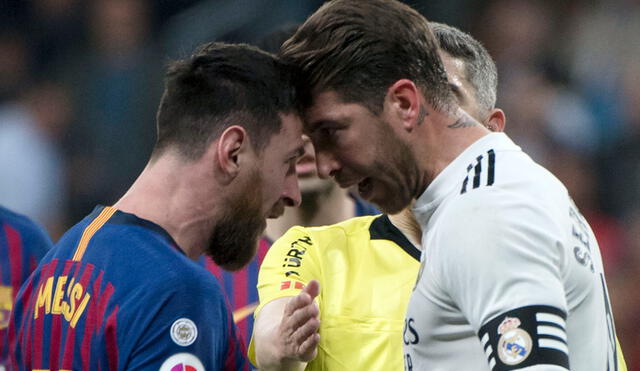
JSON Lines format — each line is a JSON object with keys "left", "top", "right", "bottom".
{"left": 125, "top": 272, "right": 250, "bottom": 370}
{"left": 439, "top": 191, "right": 570, "bottom": 370}
{"left": 253, "top": 280, "right": 320, "bottom": 371}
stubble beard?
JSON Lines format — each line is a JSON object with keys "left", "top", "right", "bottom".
{"left": 369, "top": 121, "right": 418, "bottom": 215}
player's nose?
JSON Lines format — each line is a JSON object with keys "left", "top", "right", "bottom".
{"left": 315, "top": 149, "right": 340, "bottom": 179}
{"left": 282, "top": 172, "right": 301, "bottom": 208}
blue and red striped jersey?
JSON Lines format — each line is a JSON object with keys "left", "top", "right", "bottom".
{"left": 0, "top": 206, "right": 52, "bottom": 367}
{"left": 198, "top": 239, "right": 271, "bottom": 345}
{"left": 9, "top": 206, "right": 249, "bottom": 371}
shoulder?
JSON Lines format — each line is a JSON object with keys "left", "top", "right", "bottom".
{"left": 0, "top": 206, "right": 47, "bottom": 234}
{"left": 308, "top": 214, "right": 380, "bottom": 240}
{"left": 272, "top": 215, "right": 380, "bottom": 250}
{"left": 88, "top": 224, "right": 223, "bottom": 299}
{"left": 440, "top": 149, "right": 569, "bottom": 237}
{"left": 0, "top": 206, "right": 52, "bottom": 252}
{"left": 433, "top": 185, "right": 565, "bottom": 267}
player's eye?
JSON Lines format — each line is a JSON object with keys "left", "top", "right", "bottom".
{"left": 320, "top": 127, "right": 337, "bottom": 138}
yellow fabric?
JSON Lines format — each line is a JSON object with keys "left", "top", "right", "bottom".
{"left": 617, "top": 337, "right": 628, "bottom": 371}
{"left": 250, "top": 215, "right": 420, "bottom": 371}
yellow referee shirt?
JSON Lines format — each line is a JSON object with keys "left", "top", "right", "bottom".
{"left": 250, "top": 215, "right": 421, "bottom": 370}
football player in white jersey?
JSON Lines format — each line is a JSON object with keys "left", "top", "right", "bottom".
{"left": 281, "top": 0, "right": 627, "bottom": 370}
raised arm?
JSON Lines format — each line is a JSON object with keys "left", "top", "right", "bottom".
{"left": 253, "top": 280, "right": 321, "bottom": 371}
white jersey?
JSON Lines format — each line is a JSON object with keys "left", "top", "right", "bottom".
{"left": 405, "top": 133, "right": 623, "bottom": 371}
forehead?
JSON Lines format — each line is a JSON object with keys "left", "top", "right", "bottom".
{"left": 304, "top": 90, "right": 375, "bottom": 130}
{"left": 268, "top": 112, "right": 304, "bottom": 153}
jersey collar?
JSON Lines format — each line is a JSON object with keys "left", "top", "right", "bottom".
{"left": 413, "top": 133, "right": 520, "bottom": 227}
{"left": 92, "top": 205, "right": 185, "bottom": 255}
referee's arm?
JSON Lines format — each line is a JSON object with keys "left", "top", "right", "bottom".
{"left": 253, "top": 280, "right": 321, "bottom": 371}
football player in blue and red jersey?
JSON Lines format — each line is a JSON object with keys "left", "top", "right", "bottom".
{"left": 0, "top": 205, "right": 52, "bottom": 368}
{"left": 198, "top": 26, "right": 379, "bottom": 347}
{"left": 9, "top": 42, "right": 305, "bottom": 371}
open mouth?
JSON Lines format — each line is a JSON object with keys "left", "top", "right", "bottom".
{"left": 357, "top": 178, "right": 373, "bottom": 199}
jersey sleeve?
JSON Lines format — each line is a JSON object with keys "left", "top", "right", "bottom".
{"left": 435, "top": 190, "right": 570, "bottom": 370}
{"left": 125, "top": 271, "right": 250, "bottom": 371}
{"left": 248, "top": 226, "right": 323, "bottom": 366}
{"left": 254, "top": 226, "right": 323, "bottom": 316}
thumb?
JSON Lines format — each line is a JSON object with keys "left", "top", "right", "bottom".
{"left": 303, "top": 280, "right": 320, "bottom": 300}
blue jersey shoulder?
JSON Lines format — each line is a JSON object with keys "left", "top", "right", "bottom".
{"left": 54, "top": 206, "right": 225, "bottom": 303}
{"left": 0, "top": 205, "right": 52, "bottom": 256}
{"left": 34, "top": 206, "right": 238, "bottom": 369}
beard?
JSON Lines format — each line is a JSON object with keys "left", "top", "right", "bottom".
{"left": 205, "top": 169, "right": 266, "bottom": 271}
{"left": 366, "top": 120, "right": 420, "bottom": 214}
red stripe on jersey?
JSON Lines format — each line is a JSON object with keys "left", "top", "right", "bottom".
{"left": 33, "top": 259, "right": 59, "bottom": 369}
{"left": 60, "top": 320, "right": 76, "bottom": 369}
{"left": 81, "top": 269, "right": 103, "bottom": 370}
{"left": 223, "top": 307, "right": 237, "bottom": 371}
{"left": 105, "top": 306, "right": 119, "bottom": 371}
{"left": 96, "top": 282, "right": 115, "bottom": 330}
{"left": 8, "top": 273, "right": 34, "bottom": 367}
{"left": 234, "top": 267, "right": 249, "bottom": 339}
{"left": 257, "top": 238, "right": 270, "bottom": 265}
{"left": 49, "top": 261, "right": 75, "bottom": 368}
{"left": 5, "top": 224, "right": 23, "bottom": 298}
{"left": 205, "top": 257, "right": 222, "bottom": 281}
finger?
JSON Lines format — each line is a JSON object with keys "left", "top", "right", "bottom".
{"left": 290, "top": 316, "right": 320, "bottom": 345}
{"left": 283, "top": 290, "right": 312, "bottom": 317}
{"left": 283, "top": 300, "right": 319, "bottom": 332}
{"left": 297, "top": 332, "right": 320, "bottom": 362}
{"left": 303, "top": 280, "right": 320, "bottom": 300}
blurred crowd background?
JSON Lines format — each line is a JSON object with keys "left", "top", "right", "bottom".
{"left": 0, "top": 0, "right": 638, "bottom": 368}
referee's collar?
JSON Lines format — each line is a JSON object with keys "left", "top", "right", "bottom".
{"left": 413, "top": 132, "right": 519, "bottom": 227}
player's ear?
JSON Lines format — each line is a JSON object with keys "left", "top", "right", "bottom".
{"left": 386, "top": 79, "right": 423, "bottom": 133}
{"left": 215, "top": 125, "right": 248, "bottom": 182}
{"left": 485, "top": 108, "right": 506, "bottom": 132}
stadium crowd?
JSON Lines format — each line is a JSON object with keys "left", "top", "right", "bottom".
{"left": 0, "top": 0, "right": 638, "bottom": 368}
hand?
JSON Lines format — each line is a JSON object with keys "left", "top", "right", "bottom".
{"left": 277, "top": 280, "right": 321, "bottom": 362}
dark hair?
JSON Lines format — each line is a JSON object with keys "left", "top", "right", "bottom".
{"left": 280, "top": 0, "right": 454, "bottom": 114}
{"left": 152, "top": 42, "right": 301, "bottom": 160}
{"left": 430, "top": 22, "right": 498, "bottom": 112}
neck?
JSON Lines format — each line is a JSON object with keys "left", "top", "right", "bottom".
{"left": 113, "top": 153, "right": 219, "bottom": 260}
{"left": 264, "top": 185, "right": 355, "bottom": 241}
{"left": 416, "top": 107, "right": 491, "bottom": 196}
{"left": 388, "top": 208, "right": 422, "bottom": 249}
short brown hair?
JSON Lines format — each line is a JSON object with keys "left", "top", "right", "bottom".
{"left": 153, "top": 42, "right": 301, "bottom": 160}
{"left": 281, "top": 0, "right": 454, "bottom": 114}
{"left": 431, "top": 22, "right": 498, "bottom": 113}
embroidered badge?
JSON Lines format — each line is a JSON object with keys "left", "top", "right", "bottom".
{"left": 497, "top": 316, "right": 532, "bottom": 365}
